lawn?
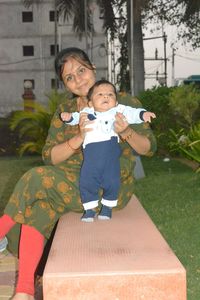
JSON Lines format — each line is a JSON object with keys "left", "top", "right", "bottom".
{"left": 0, "top": 155, "right": 199, "bottom": 299}
{"left": 0, "top": 156, "right": 42, "bottom": 213}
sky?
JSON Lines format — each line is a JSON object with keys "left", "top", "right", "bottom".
{"left": 143, "top": 25, "right": 200, "bottom": 89}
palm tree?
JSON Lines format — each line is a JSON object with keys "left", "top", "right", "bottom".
{"left": 56, "top": 0, "right": 117, "bottom": 38}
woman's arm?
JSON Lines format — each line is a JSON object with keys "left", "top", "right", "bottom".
{"left": 115, "top": 94, "right": 157, "bottom": 156}
{"left": 50, "top": 133, "right": 84, "bottom": 165}
{"left": 114, "top": 112, "right": 150, "bottom": 155}
{"left": 42, "top": 105, "right": 92, "bottom": 165}
{"left": 115, "top": 112, "right": 156, "bottom": 157}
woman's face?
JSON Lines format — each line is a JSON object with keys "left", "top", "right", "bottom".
{"left": 62, "top": 57, "right": 96, "bottom": 97}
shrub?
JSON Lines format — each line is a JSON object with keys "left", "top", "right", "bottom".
{"left": 0, "top": 116, "right": 20, "bottom": 156}
{"left": 169, "top": 122, "right": 200, "bottom": 172}
{"left": 9, "top": 90, "right": 69, "bottom": 156}
{"left": 169, "top": 84, "right": 200, "bottom": 128}
{"left": 139, "top": 85, "right": 200, "bottom": 156}
{"left": 138, "top": 86, "right": 176, "bottom": 154}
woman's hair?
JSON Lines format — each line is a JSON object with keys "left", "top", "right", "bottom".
{"left": 87, "top": 79, "right": 117, "bottom": 101}
{"left": 55, "top": 47, "right": 95, "bottom": 82}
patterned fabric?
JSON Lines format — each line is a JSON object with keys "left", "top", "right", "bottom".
{"left": 5, "top": 94, "right": 156, "bottom": 255}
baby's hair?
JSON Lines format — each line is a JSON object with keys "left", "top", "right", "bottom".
{"left": 87, "top": 79, "right": 117, "bottom": 101}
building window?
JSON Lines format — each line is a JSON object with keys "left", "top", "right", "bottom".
{"left": 49, "top": 10, "right": 59, "bottom": 22}
{"left": 50, "top": 44, "right": 59, "bottom": 56}
{"left": 24, "top": 79, "right": 35, "bottom": 89}
{"left": 23, "top": 46, "right": 34, "bottom": 56}
{"left": 22, "top": 11, "right": 33, "bottom": 22}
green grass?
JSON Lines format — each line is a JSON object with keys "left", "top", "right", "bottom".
{"left": 0, "top": 156, "right": 42, "bottom": 213}
{"left": 0, "top": 155, "right": 199, "bottom": 299}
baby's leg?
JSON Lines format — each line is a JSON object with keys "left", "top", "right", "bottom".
{"left": 79, "top": 152, "right": 100, "bottom": 222}
{"left": 99, "top": 146, "right": 121, "bottom": 220}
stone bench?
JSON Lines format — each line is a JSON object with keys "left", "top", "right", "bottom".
{"left": 43, "top": 195, "right": 186, "bottom": 300}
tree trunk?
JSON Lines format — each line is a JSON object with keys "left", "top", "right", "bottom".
{"left": 128, "top": 0, "right": 145, "bottom": 96}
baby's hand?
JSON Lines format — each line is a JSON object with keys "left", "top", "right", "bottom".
{"left": 143, "top": 111, "right": 156, "bottom": 123}
{"left": 60, "top": 112, "right": 72, "bottom": 122}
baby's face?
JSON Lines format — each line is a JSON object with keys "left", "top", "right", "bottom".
{"left": 90, "top": 84, "right": 117, "bottom": 112}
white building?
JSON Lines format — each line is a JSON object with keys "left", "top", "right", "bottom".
{"left": 0, "top": 0, "right": 108, "bottom": 116}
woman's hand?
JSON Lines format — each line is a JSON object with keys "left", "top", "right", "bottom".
{"left": 114, "top": 112, "right": 129, "bottom": 134}
{"left": 79, "top": 112, "right": 94, "bottom": 139}
{"left": 51, "top": 112, "right": 94, "bottom": 165}
{"left": 115, "top": 112, "right": 151, "bottom": 155}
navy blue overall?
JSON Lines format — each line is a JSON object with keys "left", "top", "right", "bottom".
{"left": 79, "top": 136, "right": 121, "bottom": 210}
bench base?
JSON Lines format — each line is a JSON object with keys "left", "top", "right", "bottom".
{"left": 43, "top": 195, "right": 186, "bottom": 300}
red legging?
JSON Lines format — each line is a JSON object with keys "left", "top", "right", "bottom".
{"left": 0, "top": 214, "right": 44, "bottom": 296}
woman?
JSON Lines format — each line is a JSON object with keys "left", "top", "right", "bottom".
{"left": 0, "top": 47, "right": 156, "bottom": 300}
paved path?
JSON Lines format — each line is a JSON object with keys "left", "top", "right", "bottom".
{"left": 0, "top": 250, "right": 42, "bottom": 300}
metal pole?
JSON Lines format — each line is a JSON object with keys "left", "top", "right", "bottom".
{"left": 172, "top": 48, "right": 175, "bottom": 86}
{"left": 130, "top": 0, "right": 134, "bottom": 96}
{"left": 84, "top": 0, "right": 88, "bottom": 55}
{"left": 163, "top": 32, "right": 167, "bottom": 86}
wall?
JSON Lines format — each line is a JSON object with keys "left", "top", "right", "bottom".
{"left": 0, "top": 0, "right": 107, "bottom": 116}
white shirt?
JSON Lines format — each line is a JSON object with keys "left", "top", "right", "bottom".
{"left": 67, "top": 104, "right": 145, "bottom": 148}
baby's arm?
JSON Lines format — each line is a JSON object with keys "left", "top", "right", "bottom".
{"left": 117, "top": 105, "right": 146, "bottom": 124}
{"left": 60, "top": 111, "right": 80, "bottom": 125}
{"left": 117, "top": 104, "right": 156, "bottom": 124}
{"left": 60, "top": 107, "right": 95, "bottom": 126}
{"left": 142, "top": 111, "right": 156, "bottom": 123}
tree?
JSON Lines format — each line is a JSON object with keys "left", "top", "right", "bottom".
{"left": 55, "top": 0, "right": 145, "bottom": 94}
{"left": 56, "top": 0, "right": 118, "bottom": 38}
{"left": 117, "top": 0, "right": 200, "bottom": 93}
{"left": 143, "top": 0, "right": 200, "bottom": 49}
{"left": 22, "top": 0, "right": 200, "bottom": 95}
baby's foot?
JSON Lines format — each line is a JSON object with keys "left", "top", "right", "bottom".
{"left": 81, "top": 209, "right": 96, "bottom": 222}
{"left": 11, "top": 293, "right": 35, "bottom": 300}
{"left": 98, "top": 205, "right": 112, "bottom": 220}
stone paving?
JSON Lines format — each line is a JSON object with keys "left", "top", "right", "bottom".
{"left": 0, "top": 251, "right": 43, "bottom": 300}
{"left": 0, "top": 250, "right": 17, "bottom": 300}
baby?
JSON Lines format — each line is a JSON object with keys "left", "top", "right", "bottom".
{"left": 60, "top": 79, "right": 156, "bottom": 222}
